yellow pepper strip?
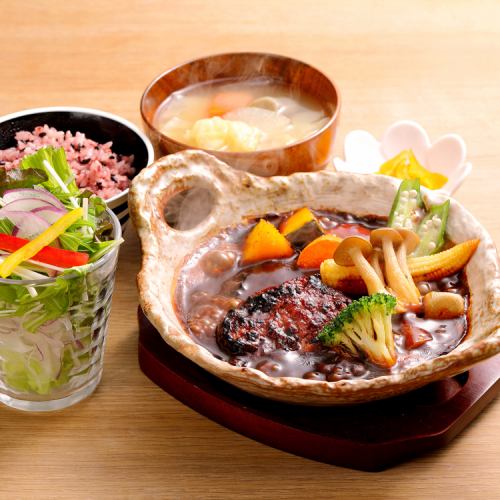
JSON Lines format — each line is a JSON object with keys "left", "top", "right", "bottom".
{"left": 0, "top": 208, "right": 83, "bottom": 278}
{"left": 378, "top": 150, "right": 448, "bottom": 190}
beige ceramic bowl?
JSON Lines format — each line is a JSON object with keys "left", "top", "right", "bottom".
{"left": 129, "top": 150, "right": 500, "bottom": 405}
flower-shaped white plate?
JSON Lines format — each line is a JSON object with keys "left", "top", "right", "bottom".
{"left": 333, "top": 120, "right": 472, "bottom": 195}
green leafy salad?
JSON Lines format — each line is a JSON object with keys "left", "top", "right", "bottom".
{"left": 0, "top": 147, "right": 122, "bottom": 395}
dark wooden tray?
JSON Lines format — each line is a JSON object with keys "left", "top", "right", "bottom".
{"left": 138, "top": 308, "right": 499, "bottom": 471}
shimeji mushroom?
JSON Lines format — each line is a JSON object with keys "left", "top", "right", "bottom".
{"left": 370, "top": 248, "right": 385, "bottom": 284}
{"left": 370, "top": 228, "right": 420, "bottom": 307}
{"left": 423, "top": 291, "right": 465, "bottom": 319}
{"left": 251, "top": 96, "right": 282, "bottom": 112}
{"left": 333, "top": 236, "right": 389, "bottom": 295}
{"left": 395, "top": 228, "right": 421, "bottom": 301}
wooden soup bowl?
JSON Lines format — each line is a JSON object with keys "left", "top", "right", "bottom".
{"left": 129, "top": 150, "right": 500, "bottom": 405}
{"left": 140, "top": 52, "right": 340, "bottom": 176}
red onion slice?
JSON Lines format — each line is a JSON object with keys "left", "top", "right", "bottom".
{"left": 31, "top": 206, "right": 66, "bottom": 225}
{"left": 2, "top": 188, "right": 66, "bottom": 210}
{"left": 0, "top": 210, "right": 51, "bottom": 239}
{"left": 1, "top": 197, "right": 68, "bottom": 214}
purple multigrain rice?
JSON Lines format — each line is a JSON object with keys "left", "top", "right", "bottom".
{"left": 0, "top": 125, "right": 135, "bottom": 199}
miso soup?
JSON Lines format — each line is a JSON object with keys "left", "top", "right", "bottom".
{"left": 155, "top": 78, "right": 331, "bottom": 152}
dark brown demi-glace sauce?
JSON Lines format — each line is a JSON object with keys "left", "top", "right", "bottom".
{"left": 175, "top": 211, "right": 468, "bottom": 381}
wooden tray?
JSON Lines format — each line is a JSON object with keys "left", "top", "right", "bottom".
{"left": 138, "top": 308, "right": 500, "bottom": 471}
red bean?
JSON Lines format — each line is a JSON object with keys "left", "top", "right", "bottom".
{"left": 190, "top": 290, "right": 211, "bottom": 305}
{"left": 212, "top": 295, "right": 242, "bottom": 310}
{"left": 350, "top": 363, "right": 366, "bottom": 377}
{"left": 255, "top": 360, "right": 281, "bottom": 375}
{"left": 191, "top": 303, "right": 224, "bottom": 322}
{"left": 201, "top": 250, "right": 237, "bottom": 277}
{"left": 303, "top": 371, "right": 323, "bottom": 380}
{"left": 317, "top": 362, "right": 336, "bottom": 374}
{"left": 326, "top": 366, "right": 353, "bottom": 382}
{"left": 188, "top": 318, "right": 216, "bottom": 337}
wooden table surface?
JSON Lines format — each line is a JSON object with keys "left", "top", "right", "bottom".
{"left": 1, "top": 1, "right": 499, "bottom": 498}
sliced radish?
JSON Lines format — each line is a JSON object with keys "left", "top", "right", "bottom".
{"left": 0, "top": 210, "right": 51, "bottom": 239}
{"left": 224, "top": 107, "right": 291, "bottom": 135}
{"left": 1, "top": 197, "right": 62, "bottom": 213}
{"left": 2, "top": 188, "right": 66, "bottom": 210}
{"left": 31, "top": 206, "right": 67, "bottom": 225}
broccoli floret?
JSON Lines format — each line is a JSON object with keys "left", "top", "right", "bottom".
{"left": 318, "top": 293, "right": 398, "bottom": 368}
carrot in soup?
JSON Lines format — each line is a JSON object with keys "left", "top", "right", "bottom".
{"left": 208, "top": 91, "right": 254, "bottom": 117}
{"left": 242, "top": 219, "right": 294, "bottom": 264}
{"left": 297, "top": 234, "right": 342, "bottom": 269}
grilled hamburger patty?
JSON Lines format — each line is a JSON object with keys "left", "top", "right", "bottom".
{"left": 216, "top": 274, "right": 351, "bottom": 355}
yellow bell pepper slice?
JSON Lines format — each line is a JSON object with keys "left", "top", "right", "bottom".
{"left": 378, "top": 150, "right": 448, "bottom": 190}
{"left": 0, "top": 207, "right": 83, "bottom": 278}
{"left": 421, "top": 171, "right": 448, "bottom": 189}
{"left": 378, "top": 150, "right": 411, "bottom": 177}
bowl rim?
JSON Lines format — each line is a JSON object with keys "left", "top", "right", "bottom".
{"left": 0, "top": 105, "right": 155, "bottom": 205}
{"left": 140, "top": 51, "right": 342, "bottom": 156}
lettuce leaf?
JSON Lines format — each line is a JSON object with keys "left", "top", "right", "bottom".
{"left": 0, "top": 218, "right": 14, "bottom": 235}
{"left": 0, "top": 167, "right": 48, "bottom": 194}
{"left": 20, "top": 146, "right": 80, "bottom": 200}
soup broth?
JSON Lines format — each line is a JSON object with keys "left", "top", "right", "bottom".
{"left": 155, "top": 78, "right": 330, "bottom": 152}
{"left": 176, "top": 211, "right": 469, "bottom": 381}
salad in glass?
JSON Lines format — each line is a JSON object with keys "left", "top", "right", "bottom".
{"left": 0, "top": 147, "right": 122, "bottom": 411}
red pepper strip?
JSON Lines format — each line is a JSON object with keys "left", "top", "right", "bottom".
{"left": 0, "top": 233, "right": 89, "bottom": 268}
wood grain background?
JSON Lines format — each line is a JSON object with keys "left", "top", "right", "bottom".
{"left": 1, "top": 1, "right": 499, "bottom": 498}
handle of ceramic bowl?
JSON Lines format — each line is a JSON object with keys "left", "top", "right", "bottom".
{"left": 138, "top": 151, "right": 244, "bottom": 244}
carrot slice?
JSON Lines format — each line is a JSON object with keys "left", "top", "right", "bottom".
{"left": 208, "top": 91, "right": 253, "bottom": 117}
{"left": 242, "top": 219, "right": 294, "bottom": 264}
{"left": 297, "top": 234, "right": 342, "bottom": 269}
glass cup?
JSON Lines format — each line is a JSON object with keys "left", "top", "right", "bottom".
{"left": 0, "top": 209, "right": 121, "bottom": 411}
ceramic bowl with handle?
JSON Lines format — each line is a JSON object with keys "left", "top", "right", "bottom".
{"left": 129, "top": 150, "right": 500, "bottom": 406}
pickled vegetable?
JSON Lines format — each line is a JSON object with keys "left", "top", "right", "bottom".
{"left": 379, "top": 150, "right": 448, "bottom": 190}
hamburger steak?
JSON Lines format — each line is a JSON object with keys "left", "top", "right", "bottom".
{"left": 216, "top": 274, "right": 351, "bottom": 355}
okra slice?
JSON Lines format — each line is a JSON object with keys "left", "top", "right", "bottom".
{"left": 388, "top": 179, "right": 424, "bottom": 231}
{"left": 413, "top": 200, "right": 450, "bottom": 257}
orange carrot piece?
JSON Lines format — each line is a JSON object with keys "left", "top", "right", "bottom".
{"left": 208, "top": 91, "right": 254, "bottom": 117}
{"left": 297, "top": 234, "right": 342, "bottom": 269}
{"left": 279, "top": 207, "right": 317, "bottom": 236}
{"left": 242, "top": 219, "right": 294, "bottom": 264}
